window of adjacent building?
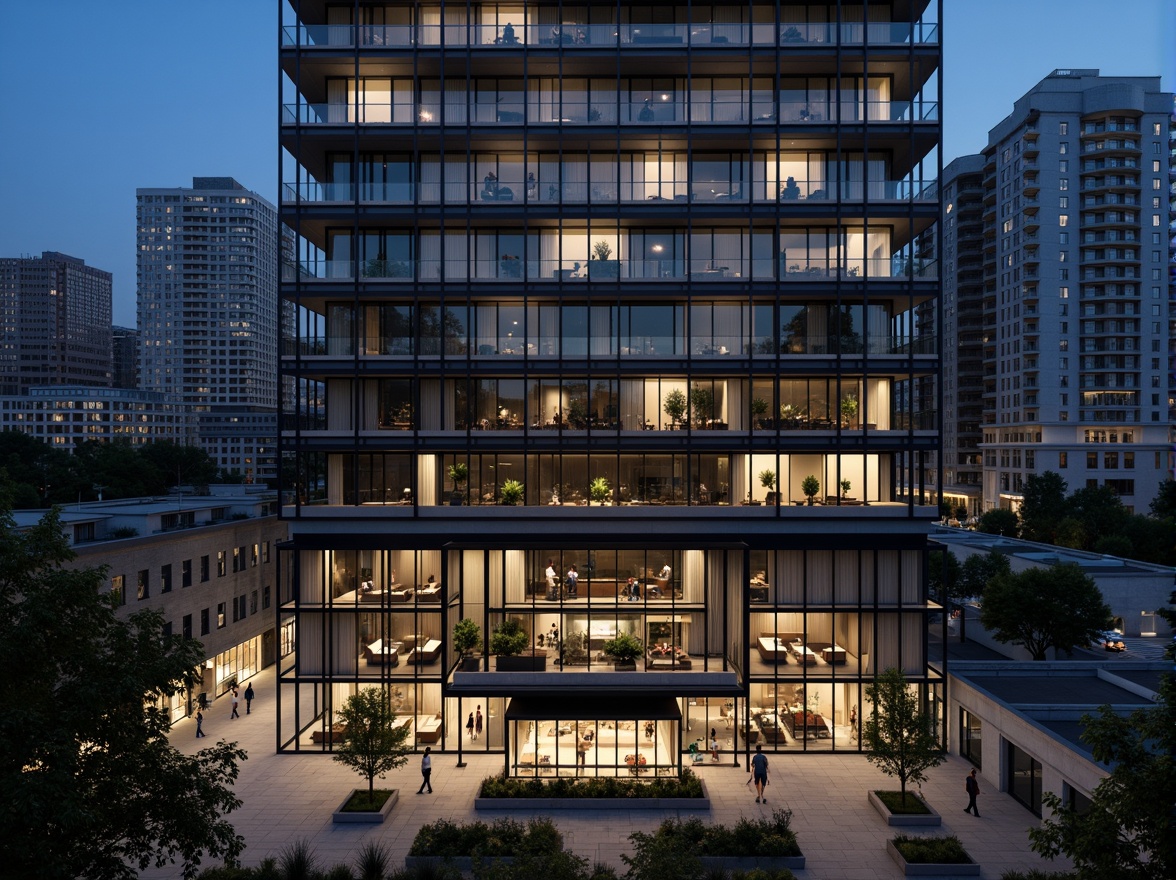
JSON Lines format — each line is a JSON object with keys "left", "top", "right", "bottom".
{"left": 263, "top": 585, "right": 271, "bottom": 609}
{"left": 182, "top": 559, "right": 192, "bottom": 588}
{"left": 217, "top": 551, "right": 227, "bottom": 577}
{"left": 162, "top": 621, "right": 172, "bottom": 639}
{"left": 251, "top": 544, "right": 259, "bottom": 567}
{"left": 1063, "top": 783, "right": 1093, "bottom": 815}
{"left": 200, "top": 555, "right": 210, "bottom": 582}
{"left": 1058, "top": 178, "right": 1068, "bottom": 191}
{"left": 1058, "top": 142, "right": 1067, "bottom": 154}
{"left": 1058, "top": 122, "right": 1067, "bottom": 135}
{"left": 111, "top": 574, "right": 126, "bottom": 606}
{"left": 960, "top": 709, "right": 982, "bottom": 769}
{"left": 1059, "top": 452, "right": 1067, "bottom": 468}
{"left": 1058, "top": 214, "right": 1068, "bottom": 227}
{"left": 182, "top": 614, "right": 192, "bottom": 640}
{"left": 217, "top": 603, "right": 226, "bottom": 629}
{"left": 232, "top": 547, "right": 242, "bottom": 573}
{"left": 200, "top": 608, "right": 210, "bottom": 636}
{"left": 137, "top": 569, "right": 149, "bottom": 600}
{"left": 161, "top": 564, "right": 172, "bottom": 594}
{"left": 250, "top": 590, "right": 258, "bottom": 614}
{"left": 1007, "top": 741, "right": 1043, "bottom": 816}
{"left": 263, "top": 541, "right": 271, "bottom": 563}
{"left": 1058, "top": 196, "right": 1067, "bottom": 209}
{"left": 1086, "top": 452, "right": 1098, "bottom": 469}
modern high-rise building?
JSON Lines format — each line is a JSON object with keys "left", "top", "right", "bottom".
{"left": 112, "top": 325, "right": 140, "bottom": 389}
{"left": 941, "top": 71, "right": 1174, "bottom": 514}
{"left": 278, "top": 1, "right": 942, "bottom": 768}
{"left": 0, "top": 251, "right": 113, "bottom": 395}
{"left": 136, "top": 178, "right": 280, "bottom": 483}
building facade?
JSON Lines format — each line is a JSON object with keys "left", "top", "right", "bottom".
{"left": 136, "top": 177, "right": 280, "bottom": 483}
{"left": 13, "top": 486, "right": 285, "bottom": 723}
{"left": 0, "top": 251, "right": 113, "bottom": 395}
{"left": 950, "top": 71, "right": 1174, "bottom": 513}
{"left": 112, "top": 324, "right": 140, "bottom": 389}
{"left": 278, "top": 0, "right": 943, "bottom": 770}
{"left": 0, "top": 385, "right": 197, "bottom": 449}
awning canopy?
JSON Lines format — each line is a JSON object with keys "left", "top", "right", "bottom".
{"left": 505, "top": 693, "right": 681, "bottom": 721}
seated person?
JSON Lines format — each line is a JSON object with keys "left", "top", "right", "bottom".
{"left": 623, "top": 577, "right": 641, "bottom": 601}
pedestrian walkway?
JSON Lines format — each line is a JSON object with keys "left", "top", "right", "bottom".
{"left": 154, "top": 663, "right": 1071, "bottom": 879}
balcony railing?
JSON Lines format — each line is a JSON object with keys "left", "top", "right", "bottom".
{"left": 281, "top": 20, "right": 939, "bottom": 50}
{"left": 282, "top": 256, "right": 931, "bottom": 284}
{"left": 282, "top": 99, "right": 938, "bottom": 127}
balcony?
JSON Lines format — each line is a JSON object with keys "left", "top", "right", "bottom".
{"left": 280, "top": 19, "right": 940, "bottom": 51}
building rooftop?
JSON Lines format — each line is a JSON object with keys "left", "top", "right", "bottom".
{"left": 931, "top": 526, "right": 1174, "bottom": 577}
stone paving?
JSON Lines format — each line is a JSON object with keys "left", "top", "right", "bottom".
{"left": 155, "top": 662, "right": 1073, "bottom": 879}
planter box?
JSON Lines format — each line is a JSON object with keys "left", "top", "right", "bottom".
{"left": 332, "top": 789, "right": 398, "bottom": 824}
{"left": 460, "top": 656, "right": 482, "bottom": 671}
{"left": 886, "top": 840, "right": 979, "bottom": 876}
{"left": 495, "top": 654, "right": 547, "bottom": 671}
{"left": 869, "top": 790, "right": 942, "bottom": 826}
{"left": 475, "top": 786, "right": 709, "bottom": 812}
{"left": 612, "top": 661, "right": 638, "bottom": 671}
{"left": 699, "top": 855, "right": 805, "bottom": 872}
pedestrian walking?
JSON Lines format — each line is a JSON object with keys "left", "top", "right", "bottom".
{"left": 710, "top": 732, "right": 720, "bottom": 762}
{"left": 466, "top": 711, "right": 475, "bottom": 739}
{"left": 417, "top": 746, "right": 433, "bottom": 793}
{"left": 475, "top": 705, "right": 483, "bottom": 740}
{"left": 964, "top": 768, "right": 981, "bottom": 816}
{"left": 195, "top": 709, "right": 206, "bottom": 738}
{"left": 244, "top": 683, "right": 255, "bottom": 714}
{"left": 230, "top": 688, "right": 240, "bottom": 719}
{"left": 751, "top": 744, "right": 769, "bottom": 803}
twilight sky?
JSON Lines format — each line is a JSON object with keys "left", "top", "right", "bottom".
{"left": 0, "top": 0, "right": 1171, "bottom": 327}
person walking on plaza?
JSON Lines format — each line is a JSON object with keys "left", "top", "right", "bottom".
{"left": 475, "top": 705, "right": 484, "bottom": 740}
{"left": 417, "top": 746, "right": 433, "bottom": 793}
{"left": 230, "top": 688, "right": 240, "bottom": 719}
{"left": 195, "top": 709, "right": 206, "bottom": 738}
{"left": 751, "top": 744, "right": 769, "bottom": 803}
{"left": 244, "top": 683, "right": 255, "bottom": 714}
{"left": 964, "top": 768, "right": 981, "bottom": 816}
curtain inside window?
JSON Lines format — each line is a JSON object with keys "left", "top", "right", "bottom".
{"left": 298, "top": 612, "right": 325, "bottom": 674}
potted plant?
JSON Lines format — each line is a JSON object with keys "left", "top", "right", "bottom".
{"left": 759, "top": 469, "right": 778, "bottom": 505}
{"left": 840, "top": 394, "right": 859, "bottom": 428}
{"left": 840, "top": 478, "right": 852, "bottom": 500}
{"left": 779, "top": 402, "right": 800, "bottom": 427}
{"left": 603, "top": 631, "right": 644, "bottom": 671}
{"left": 588, "top": 240, "right": 618, "bottom": 278}
{"left": 499, "top": 478, "right": 525, "bottom": 506}
{"left": 663, "top": 389, "right": 687, "bottom": 428}
{"left": 750, "top": 397, "right": 769, "bottom": 429}
{"left": 448, "top": 461, "right": 468, "bottom": 506}
{"left": 689, "top": 386, "right": 714, "bottom": 429}
{"left": 453, "top": 618, "right": 481, "bottom": 671}
{"left": 801, "top": 474, "right": 820, "bottom": 505}
{"left": 331, "top": 688, "right": 411, "bottom": 824}
{"left": 589, "top": 476, "right": 611, "bottom": 505}
{"left": 491, "top": 618, "right": 544, "bottom": 671}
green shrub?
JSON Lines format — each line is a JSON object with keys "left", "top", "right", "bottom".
{"left": 892, "top": 835, "right": 972, "bottom": 864}
{"left": 874, "top": 790, "right": 932, "bottom": 814}
{"left": 409, "top": 817, "right": 564, "bottom": 858}
{"left": 476, "top": 770, "right": 703, "bottom": 799}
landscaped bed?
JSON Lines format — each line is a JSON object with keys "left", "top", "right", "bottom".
{"left": 887, "top": 834, "right": 979, "bottom": 876}
{"left": 627, "top": 811, "right": 805, "bottom": 872}
{"left": 477, "top": 770, "right": 704, "bottom": 799}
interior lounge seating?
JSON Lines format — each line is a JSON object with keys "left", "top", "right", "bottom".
{"left": 416, "top": 582, "right": 442, "bottom": 602}
{"left": 406, "top": 638, "right": 443, "bottom": 665}
{"left": 646, "top": 645, "right": 692, "bottom": 669}
{"left": 311, "top": 722, "right": 347, "bottom": 744}
{"left": 364, "top": 638, "right": 402, "bottom": 667}
{"left": 414, "top": 713, "right": 443, "bottom": 743}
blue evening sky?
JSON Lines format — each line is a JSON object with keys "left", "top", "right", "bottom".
{"left": 0, "top": 0, "right": 1171, "bottom": 326}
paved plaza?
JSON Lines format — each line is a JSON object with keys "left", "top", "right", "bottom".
{"left": 161, "top": 663, "right": 1072, "bottom": 879}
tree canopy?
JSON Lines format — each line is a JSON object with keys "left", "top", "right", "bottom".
{"left": 333, "top": 687, "right": 413, "bottom": 798}
{"left": 956, "top": 550, "right": 1011, "bottom": 602}
{"left": 976, "top": 507, "right": 1019, "bottom": 537}
{"left": 0, "top": 504, "right": 247, "bottom": 879}
{"left": 862, "top": 667, "right": 944, "bottom": 807}
{"left": 1028, "top": 592, "right": 1176, "bottom": 879}
{"left": 980, "top": 563, "right": 1111, "bottom": 660}
{"left": 1018, "top": 471, "right": 1068, "bottom": 543}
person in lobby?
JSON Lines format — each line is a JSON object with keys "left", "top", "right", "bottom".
{"left": 565, "top": 563, "right": 578, "bottom": 597}
{"left": 545, "top": 559, "right": 557, "bottom": 596}
{"left": 501, "top": 21, "right": 517, "bottom": 43}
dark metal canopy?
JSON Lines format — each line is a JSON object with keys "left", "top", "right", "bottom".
{"left": 505, "top": 693, "right": 681, "bottom": 721}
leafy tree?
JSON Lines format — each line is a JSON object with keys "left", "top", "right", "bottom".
{"left": 332, "top": 687, "right": 412, "bottom": 800}
{"left": 862, "top": 667, "right": 945, "bottom": 808}
{"left": 1028, "top": 595, "right": 1175, "bottom": 879}
{"left": 1119, "top": 514, "right": 1176, "bottom": 566}
{"left": 1148, "top": 479, "right": 1176, "bottom": 521}
{"left": 74, "top": 439, "right": 166, "bottom": 499}
{"left": 139, "top": 441, "right": 220, "bottom": 488}
{"left": 976, "top": 507, "right": 1018, "bottom": 537}
{"left": 957, "top": 550, "right": 1011, "bottom": 602}
{"left": 1019, "top": 471, "right": 1068, "bottom": 543}
{"left": 926, "top": 547, "right": 961, "bottom": 606}
{"left": 980, "top": 564, "right": 1111, "bottom": 660}
{"left": 1064, "top": 485, "right": 1129, "bottom": 551}
{"left": 0, "top": 504, "right": 246, "bottom": 879}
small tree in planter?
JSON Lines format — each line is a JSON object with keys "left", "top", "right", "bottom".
{"left": 453, "top": 617, "right": 481, "bottom": 671}
{"left": 801, "top": 474, "right": 820, "bottom": 505}
{"left": 750, "top": 397, "right": 768, "bottom": 429}
{"left": 662, "top": 389, "right": 687, "bottom": 428}
{"left": 589, "top": 241, "right": 618, "bottom": 278}
{"left": 840, "top": 394, "right": 859, "bottom": 428}
{"left": 448, "top": 461, "right": 468, "bottom": 506}
{"left": 759, "top": 469, "right": 778, "bottom": 505}
{"left": 603, "top": 631, "right": 644, "bottom": 670}
{"left": 333, "top": 687, "right": 412, "bottom": 813}
{"left": 499, "top": 479, "right": 525, "bottom": 506}
{"left": 689, "top": 386, "right": 714, "bottom": 429}
{"left": 779, "top": 402, "right": 801, "bottom": 427}
{"left": 840, "top": 479, "right": 852, "bottom": 499}
{"left": 490, "top": 618, "right": 529, "bottom": 657}
{"left": 589, "top": 476, "right": 611, "bottom": 505}
{"left": 863, "top": 667, "right": 945, "bottom": 813}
